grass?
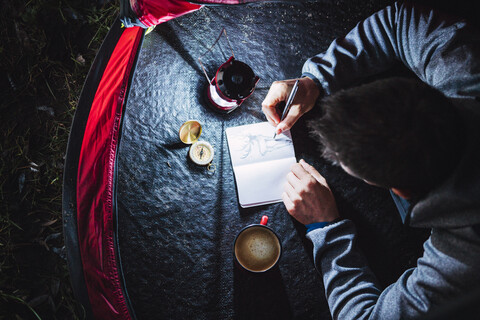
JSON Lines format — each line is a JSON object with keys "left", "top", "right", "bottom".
{"left": 0, "top": 0, "right": 117, "bottom": 318}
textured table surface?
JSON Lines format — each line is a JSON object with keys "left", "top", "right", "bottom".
{"left": 115, "top": 1, "right": 428, "bottom": 318}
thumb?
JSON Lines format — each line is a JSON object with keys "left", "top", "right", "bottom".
{"left": 299, "top": 159, "right": 326, "bottom": 184}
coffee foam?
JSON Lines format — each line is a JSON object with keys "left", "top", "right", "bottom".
{"left": 235, "top": 226, "right": 281, "bottom": 272}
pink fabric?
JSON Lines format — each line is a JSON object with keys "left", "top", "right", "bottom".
{"left": 77, "top": 26, "right": 143, "bottom": 319}
{"left": 131, "top": 0, "right": 202, "bottom": 27}
{"left": 194, "top": 0, "right": 264, "bottom": 3}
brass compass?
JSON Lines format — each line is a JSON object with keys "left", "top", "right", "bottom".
{"left": 189, "top": 141, "right": 214, "bottom": 166}
{"left": 179, "top": 120, "right": 215, "bottom": 167}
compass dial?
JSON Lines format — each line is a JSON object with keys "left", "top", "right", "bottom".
{"left": 189, "top": 141, "right": 214, "bottom": 165}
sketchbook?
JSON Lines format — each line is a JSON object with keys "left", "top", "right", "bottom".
{"left": 226, "top": 122, "right": 297, "bottom": 208}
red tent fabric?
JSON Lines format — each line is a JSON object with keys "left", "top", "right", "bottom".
{"left": 76, "top": 25, "right": 143, "bottom": 320}
{"left": 130, "top": 0, "right": 202, "bottom": 27}
{"left": 123, "top": 0, "right": 266, "bottom": 28}
{"left": 69, "top": 1, "right": 270, "bottom": 318}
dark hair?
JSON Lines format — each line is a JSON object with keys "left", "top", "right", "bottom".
{"left": 309, "top": 77, "right": 465, "bottom": 196}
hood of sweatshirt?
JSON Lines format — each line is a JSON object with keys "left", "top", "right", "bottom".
{"left": 409, "top": 98, "right": 480, "bottom": 228}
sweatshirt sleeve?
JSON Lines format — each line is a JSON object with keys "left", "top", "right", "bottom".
{"left": 302, "top": 1, "right": 480, "bottom": 98}
{"left": 307, "top": 220, "right": 479, "bottom": 320}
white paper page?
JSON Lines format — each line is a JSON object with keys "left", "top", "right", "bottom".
{"left": 226, "top": 122, "right": 296, "bottom": 207}
{"left": 226, "top": 122, "right": 294, "bottom": 167}
{"left": 233, "top": 157, "right": 297, "bottom": 207}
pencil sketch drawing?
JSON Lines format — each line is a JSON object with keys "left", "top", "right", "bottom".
{"left": 230, "top": 132, "right": 293, "bottom": 161}
{"left": 225, "top": 121, "right": 297, "bottom": 207}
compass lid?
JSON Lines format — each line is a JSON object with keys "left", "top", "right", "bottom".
{"left": 179, "top": 120, "right": 202, "bottom": 144}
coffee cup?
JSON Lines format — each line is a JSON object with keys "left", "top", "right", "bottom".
{"left": 234, "top": 216, "right": 282, "bottom": 273}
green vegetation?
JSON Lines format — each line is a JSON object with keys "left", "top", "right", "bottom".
{"left": 0, "top": 0, "right": 118, "bottom": 318}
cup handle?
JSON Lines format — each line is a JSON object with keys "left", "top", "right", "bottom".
{"left": 260, "top": 215, "right": 268, "bottom": 226}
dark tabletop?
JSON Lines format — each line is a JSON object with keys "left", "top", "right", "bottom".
{"left": 115, "top": 1, "right": 428, "bottom": 319}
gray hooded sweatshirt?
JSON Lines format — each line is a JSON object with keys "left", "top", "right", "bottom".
{"left": 301, "top": 2, "right": 480, "bottom": 319}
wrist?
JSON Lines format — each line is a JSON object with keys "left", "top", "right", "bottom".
{"left": 301, "top": 74, "right": 323, "bottom": 98}
{"left": 305, "top": 221, "right": 332, "bottom": 233}
{"left": 305, "top": 218, "right": 341, "bottom": 233}
{"left": 300, "top": 76, "right": 320, "bottom": 100}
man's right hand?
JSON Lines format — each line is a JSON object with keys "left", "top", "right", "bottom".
{"left": 261, "top": 76, "right": 321, "bottom": 135}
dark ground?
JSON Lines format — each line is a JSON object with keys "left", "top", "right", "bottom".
{"left": 0, "top": 0, "right": 479, "bottom": 319}
{"left": 0, "top": 0, "right": 116, "bottom": 318}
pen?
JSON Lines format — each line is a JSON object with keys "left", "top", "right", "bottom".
{"left": 273, "top": 79, "right": 299, "bottom": 139}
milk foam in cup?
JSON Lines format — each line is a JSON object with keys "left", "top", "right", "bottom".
{"left": 234, "top": 216, "right": 281, "bottom": 272}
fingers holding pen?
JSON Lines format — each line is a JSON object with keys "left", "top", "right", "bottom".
{"left": 264, "top": 111, "right": 278, "bottom": 127}
{"left": 261, "top": 80, "right": 290, "bottom": 125}
{"left": 271, "top": 79, "right": 300, "bottom": 135}
{"left": 261, "top": 77, "right": 322, "bottom": 135}
{"left": 275, "top": 104, "right": 303, "bottom": 134}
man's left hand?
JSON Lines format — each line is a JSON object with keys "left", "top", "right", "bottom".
{"left": 283, "top": 159, "right": 340, "bottom": 225}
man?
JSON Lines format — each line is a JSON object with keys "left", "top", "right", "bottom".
{"left": 262, "top": 2, "right": 480, "bottom": 319}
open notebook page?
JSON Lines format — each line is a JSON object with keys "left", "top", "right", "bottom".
{"left": 226, "top": 122, "right": 296, "bottom": 208}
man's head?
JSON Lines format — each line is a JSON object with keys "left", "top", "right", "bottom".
{"left": 309, "top": 77, "right": 465, "bottom": 198}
